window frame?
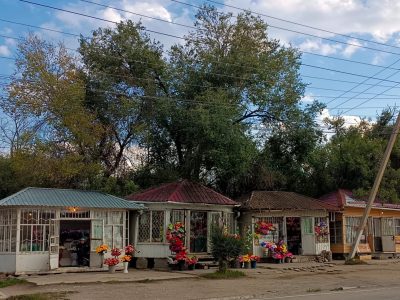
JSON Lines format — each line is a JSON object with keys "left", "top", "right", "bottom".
{"left": 138, "top": 210, "right": 165, "bottom": 244}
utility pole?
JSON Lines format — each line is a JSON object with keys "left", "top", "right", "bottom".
{"left": 349, "top": 112, "right": 400, "bottom": 259}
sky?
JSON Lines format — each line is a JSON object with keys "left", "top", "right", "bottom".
{"left": 2, "top": 0, "right": 400, "bottom": 128}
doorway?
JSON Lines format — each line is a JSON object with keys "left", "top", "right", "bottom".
{"left": 59, "top": 220, "right": 90, "bottom": 267}
{"left": 286, "top": 217, "right": 302, "bottom": 255}
{"left": 190, "top": 211, "right": 208, "bottom": 253}
{"left": 373, "top": 218, "right": 383, "bottom": 252}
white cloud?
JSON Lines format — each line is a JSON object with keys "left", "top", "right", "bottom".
{"left": 342, "top": 39, "right": 362, "bottom": 57}
{"left": 317, "top": 108, "right": 362, "bottom": 138}
{"left": 225, "top": 0, "right": 400, "bottom": 43}
{"left": 301, "top": 94, "right": 315, "bottom": 103}
{"left": 299, "top": 39, "right": 342, "bottom": 55}
{"left": 0, "top": 45, "right": 11, "bottom": 56}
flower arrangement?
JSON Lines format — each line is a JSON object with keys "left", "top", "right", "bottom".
{"left": 186, "top": 256, "right": 198, "bottom": 265}
{"left": 250, "top": 255, "right": 260, "bottom": 262}
{"left": 314, "top": 221, "right": 329, "bottom": 237}
{"left": 239, "top": 254, "right": 251, "bottom": 263}
{"left": 167, "top": 222, "right": 188, "bottom": 265}
{"left": 111, "top": 248, "right": 122, "bottom": 257}
{"left": 121, "top": 255, "right": 132, "bottom": 262}
{"left": 261, "top": 240, "right": 294, "bottom": 261}
{"left": 124, "top": 244, "right": 136, "bottom": 255}
{"left": 96, "top": 244, "right": 108, "bottom": 254}
{"left": 175, "top": 250, "right": 187, "bottom": 261}
{"left": 104, "top": 257, "right": 119, "bottom": 266}
{"left": 166, "top": 222, "right": 186, "bottom": 252}
{"left": 254, "top": 221, "right": 276, "bottom": 235}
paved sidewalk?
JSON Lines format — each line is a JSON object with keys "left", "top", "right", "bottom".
{"left": 24, "top": 269, "right": 201, "bottom": 286}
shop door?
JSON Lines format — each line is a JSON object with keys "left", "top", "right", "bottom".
{"left": 48, "top": 219, "right": 59, "bottom": 270}
{"left": 373, "top": 218, "right": 383, "bottom": 252}
{"left": 190, "top": 211, "right": 208, "bottom": 253}
{"left": 381, "top": 218, "right": 396, "bottom": 252}
{"left": 301, "top": 217, "right": 315, "bottom": 255}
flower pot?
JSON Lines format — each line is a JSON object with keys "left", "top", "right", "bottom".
{"left": 230, "top": 260, "right": 241, "bottom": 269}
{"left": 250, "top": 261, "right": 257, "bottom": 269}
{"left": 178, "top": 260, "right": 185, "bottom": 271}
{"left": 187, "top": 264, "right": 195, "bottom": 270}
{"left": 99, "top": 254, "right": 104, "bottom": 268}
{"left": 108, "top": 265, "right": 116, "bottom": 273}
{"left": 123, "top": 262, "right": 129, "bottom": 273}
{"left": 243, "top": 262, "right": 250, "bottom": 269}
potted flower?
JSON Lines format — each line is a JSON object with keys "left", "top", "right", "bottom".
{"left": 186, "top": 256, "right": 198, "bottom": 270}
{"left": 121, "top": 244, "right": 137, "bottom": 272}
{"left": 96, "top": 244, "right": 109, "bottom": 268}
{"left": 104, "top": 257, "right": 119, "bottom": 273}
{"left": 121, "top": 255, "right": 131, "bottom": 273}
{"left": 250, "top": 255, "right": 259, "bottom": 268}
{"left": 239, "top": 254, "right": 251, "bottom": 269}
{"left": 175, "top": 250, "right": 187, "bottom": 270}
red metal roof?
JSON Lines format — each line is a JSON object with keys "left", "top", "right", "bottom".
{"left": 125, "top": 180, "right": 238, "bottom": 206}
{"left": 237, "top": 191, "right": 338, "bottom": 211}
{"left": 319, "top": 189, "right": 400, "bottom": 210}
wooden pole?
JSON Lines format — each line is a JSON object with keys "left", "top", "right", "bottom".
{"left": 348, "top": 112, "right": 400, "bottom": 259}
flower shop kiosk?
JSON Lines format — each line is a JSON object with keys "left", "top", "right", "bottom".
{"left": 320, "top": 189, "right": 400, "bottom": 258}
{"left": 125, "top": 180, "right": 239, "bottom": 266}
{"left": 0, "top": 187, "right": 144, "bottom": 274}
{"left": 238, "top": 191, "right": 335, "bottom": 260}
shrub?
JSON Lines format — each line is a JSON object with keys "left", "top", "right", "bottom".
{"left": 210, "top": 226, "right": 244, "bottom": 272}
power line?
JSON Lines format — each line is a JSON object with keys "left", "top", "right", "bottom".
{"left": 4, "top": 30, "right": 400, "bottom": 88}
{"left": 172, "top": 0, "right": 400, "bottom": 56}
{"left": 201, "top": 0, "right": 400, "bottom": 51}
{"left": 4, "top": 17, "right": 400, "bottom": 75}
{"left": 328, "top": 58, "right": 400, "bottom": 109}
{"left": 18, "top": 0, "right": 400, "bottom": 58}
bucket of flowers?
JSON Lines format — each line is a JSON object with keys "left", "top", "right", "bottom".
{"left": 250, "top": 255, "right": 260, "bottom": 269}
{"left": 186, "top": 256, "right": 198, "bottom": 270}
{"left": 123, "top": 244, "right": 137, "bottom": 271}
{"left": 239, "top": 254, "right": 251, "bottom": 269}
{"left": 96, "top": 244, "right": 109, "bottom": 268}
{"left": 104, "top": 257, "right": 119, "bottom": 273}
{"left": 174, "top": 250, "right": 187, "bottom": 270}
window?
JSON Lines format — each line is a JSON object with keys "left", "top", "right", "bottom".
{"left": 396, "top": 219, "right": 400, "bottom": 236}
{"left": 345, "top": 217, "right": 367, "bottom": 244}
{"left": 329, "top": 220, "right": 343, "bottom": 244}
{"left": 0, "top": 209, "right": 17, "bottom": 252}
{"left": 138, "top": 211, "right": 165, "bottom": 243}
{"left": 382, "top": 218, "right": 395, "bottom": 236}
{"left": 170, "top": 210, "right": 185, "bottom": 225}
{"left": 20, "top": 209, "right": 55, "bottom": 252}
{"left": 254, "top": 217, "right": 283, "bottom": 242}
{"left": 223, "top": 212, "right": 235, "bottom": 234}
{"left": 302, "top": 217, "right": 313, "bottom": 234}
{"left": 91, "top": 210, "right": 126, "bottom": 249}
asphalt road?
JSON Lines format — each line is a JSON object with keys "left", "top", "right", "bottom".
{"left": 212, "top": 286, "right": 400, "bottom": 300}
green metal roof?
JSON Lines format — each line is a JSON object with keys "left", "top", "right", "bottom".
{"left": 0, "top": 187, "right": 145, "bottom": 210}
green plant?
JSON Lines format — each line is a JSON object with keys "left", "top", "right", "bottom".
{"left": 0, "top": 278, "right": 27, "bottom": 288}
{"left": 210, "top": 226, "right": 244, "bottom": 272}
{"left": 201, "top": 270, "right": 246, "bottom": 279}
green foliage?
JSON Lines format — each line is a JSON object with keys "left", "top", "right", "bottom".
{"left": 201, "top": 270, "right": 246, "bottom": 279}
{"left": 0, "top": 278, "right": 27, "bottom": 288}
{"left": 210, "top": 226, "right": 244, "bottom": 272}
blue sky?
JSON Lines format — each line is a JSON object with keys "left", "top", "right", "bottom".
{"left": 2, "top": 0, "right": 400, "bottom": 127}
